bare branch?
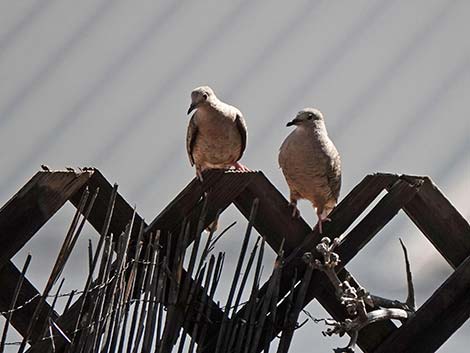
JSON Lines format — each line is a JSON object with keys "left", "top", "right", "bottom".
{"left": 400, "top": 238, "right": 416, "bottom": 311}
{"left": 309, "top": 237, "right": 416, "bottom": 352}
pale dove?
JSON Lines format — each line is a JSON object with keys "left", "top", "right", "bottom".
{"left": 186, "top": 86, "right": 249, "bottom": 180}
{"left": 278, "top": 108, "right": 341, "bottom": 233}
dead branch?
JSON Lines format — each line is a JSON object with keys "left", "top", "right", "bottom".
{"left": 308, "top": 237, "right": 416, "bottom": 352}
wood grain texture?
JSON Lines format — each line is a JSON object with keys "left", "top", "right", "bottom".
{"left": 0, "top": 261, "right": 60, "bottom": 341}
{"left": 224, "top": 173, "right": 404, "bottom": 353}
{"left": 0, "top": 170, "right": 93, "bottom": 269}
{"left": 401, "top": 175, "right": 470, "bottom": 269}
{"left": 3, "top": 169, "right": 468, "bottom": 353}
{"left": 374, "top": 254, "right": 470, "bottom": 353}
{"left": 31, "top": 170, "right": 256, "bottom": 353}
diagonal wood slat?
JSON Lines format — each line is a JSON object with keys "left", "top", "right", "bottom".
{"left": 60, "top": 171, "right": 256, "bottom": 347}
{"left": 0, "top": 261, "right": 60, "bottom": 342}
{"left": 146, "top": 170, "right": 257, "bottom": 240}
{"left": 297, "top": 178, "right": 422, "bottom": 352}
{"left": 1, "top": 168, "right": 469, "bottom": 353}
{"left": 147, "top": 169, "right": 230, "bottom": 231}
{"left": 374, "top": 253, "right": 470, "bottom": 353}
{"left": 401, "top": 175, "right": 470, "bottom": 269}
{"left": 0, "top": 170, "right": 93, "bottom": 269}
{"left": 335, "top": 178, "right": 422, "bottom": 266}
{"left": 19, "top": 169, "right": 256, "bottom": 353}
{"left": 207, "top": 173, "right": 405, "bottom": 353}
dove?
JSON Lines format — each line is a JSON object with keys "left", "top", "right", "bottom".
{"left": 186, "top": 86, "right": 249, "bottom": 232}
{"left": 186, "top": 86, "right": 249, "bottom": 181}
{"left": 278, "top": 108, "right": 341, "bottom": 234}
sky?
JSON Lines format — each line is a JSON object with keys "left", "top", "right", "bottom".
{"left": 0, "top": 0, "right": 469, "bottom": 352}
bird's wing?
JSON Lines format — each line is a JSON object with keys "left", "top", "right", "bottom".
{"left": 235, "top": 113, "right": 247, "bottom": 160}
{"left": 186, "top": 113, "right": 198, "bottom": 166}
{"left": 326, "top": 149, "right": 342, "bottom": 202}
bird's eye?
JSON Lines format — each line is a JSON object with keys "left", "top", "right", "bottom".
{"left": 307, "top": 114, "right": 313, "bottom": 120}
{"left": 202, "top": 94, "right": 208, "bottom": 100}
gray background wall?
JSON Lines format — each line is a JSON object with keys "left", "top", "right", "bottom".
{"left": 1, "top": 0, "right": 469, "bottom": 351}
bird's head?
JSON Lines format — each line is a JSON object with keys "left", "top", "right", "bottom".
{"left": 187, "top": 86, "right": 216, "bottom": 114}
{"left": 286, "top": 108, "right": 324, "bottom": 127}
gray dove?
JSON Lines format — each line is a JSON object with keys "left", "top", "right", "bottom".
{"left": 278, "top": 108, "right": 341, "bottom": 234}
{"left": 186, "top": 86, "right": 249, "bottom": 181}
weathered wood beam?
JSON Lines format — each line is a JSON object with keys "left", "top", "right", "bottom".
{"left": 0, "top": 170, "right": 93, "bottom": 269}
{"left": 321, "top": 173, "right": 400, "bottom": 243}
{"left": 68, "top": 169, "right": 233, "bottom": 244}
{"left": 335, "top": 178, "right": 421, "bottom": 266}
{"left": 147, "top": 171, "right": 256, "bottom": 351}
{"left": 401, "top": 175, "right": 470, "bottom": 269}
{"left": 9, "top": 168, "right": 466, "bottom": 353}
{"left": 374, "top": 253, "right": 470, "bottom": 353}
{"left": 278, "top": 178, "right": 421, "bottom": 352}
{"left": 146, "top": 170, "right": 257, "bottom": 245}
{"left": 272, "top": 179, "right": 421, "bottom": 352}
{"left": 146, "top": 169, "right": 231, "bottom": 231}
{"left": 69, "top": 169, "right": 142, "bottom": 243}
{"left": 197, "top": 174, "right": 397, "bottom": 352}
{"left": 28, "top": 170, "right": 255, "bottom": 353}
{"left": 234, "top": 172, "right": 399, "bottom": 257}
{"left": 0, "top": 261, "right": 59, "bottom": 342}
{"left": 233, "top": 171, "right": 312, "bottom": 253}
{"left": 231, "top": 173, "right": 399, "bottom": 311}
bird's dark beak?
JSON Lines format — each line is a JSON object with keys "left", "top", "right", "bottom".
{"left": 286, "top": 118, "right": 300, "bottom": 127}
{"left": 187, "top": 102, "right": 197, "bottom": 115}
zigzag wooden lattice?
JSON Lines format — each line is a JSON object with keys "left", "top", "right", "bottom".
{"left": 0, "top": 168, "right": 469, "bottom": 353}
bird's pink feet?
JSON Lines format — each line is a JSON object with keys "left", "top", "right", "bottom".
{"left": 233, "top": 162, "right": 251, "bottom": 172}
{"left": 196, "top": 168, "right": 204, "bottom": 182}
{"left": 289, "top": 201, "right": 301, "bottom": 218}
{"left": 315, "top": 216, "right": 331, "bottom": 234}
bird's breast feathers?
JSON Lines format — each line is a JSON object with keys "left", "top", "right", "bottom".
{"left": 191, "top": 110, "right": 243, "bottom": 167}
